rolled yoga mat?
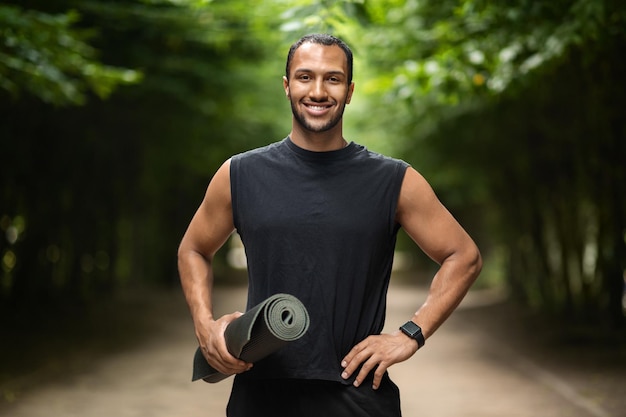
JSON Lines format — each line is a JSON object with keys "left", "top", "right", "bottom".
{"left": 192, "top": 293, "right": 310, "bottom": 383}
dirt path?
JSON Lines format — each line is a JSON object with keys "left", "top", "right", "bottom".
{"left": 2, "top": 285, "right": 624, "bottom": 417}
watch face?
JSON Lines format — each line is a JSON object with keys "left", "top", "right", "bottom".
{"left": 402, "top": 321, "right": 420, "bottom": 336}
{"left": 401, "top": 321, "right": 425, "bottom": 348}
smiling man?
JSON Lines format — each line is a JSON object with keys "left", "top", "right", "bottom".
{"left": 178, "top": 34, "right": 482, "bottom": 417}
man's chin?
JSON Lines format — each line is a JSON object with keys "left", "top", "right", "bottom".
{"left": 296, "top": 116, "right": 340, "bottom": 133}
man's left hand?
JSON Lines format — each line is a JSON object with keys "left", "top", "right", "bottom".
{"left": 341, "top": 331, "right": 418, "bottom": 390}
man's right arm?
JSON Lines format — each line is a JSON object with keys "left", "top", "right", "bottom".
{"left": 177, "top": 159, "right": 251, "bottom": 376}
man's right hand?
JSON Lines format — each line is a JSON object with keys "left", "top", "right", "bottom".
{"left": 196, "top": 311, "right": 253, "bottom": 376}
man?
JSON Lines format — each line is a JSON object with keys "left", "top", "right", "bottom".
{"left": 178, "top": 34, "right": 482, "bottom": 416}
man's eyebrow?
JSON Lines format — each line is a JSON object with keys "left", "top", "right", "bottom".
{"left": 294, "top": 68, "right": 346, "bottom": 76}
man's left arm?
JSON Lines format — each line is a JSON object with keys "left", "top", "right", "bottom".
{"left": 341, "top": 167, "right": 483, "bottom": 389}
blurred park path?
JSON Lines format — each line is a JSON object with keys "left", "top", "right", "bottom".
{"left": 1, "top": 284, "right": 624, "bottom": 417}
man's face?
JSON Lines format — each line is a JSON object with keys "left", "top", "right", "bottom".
{"left": 283, "top": 43, "right": 354, "bottom": 134}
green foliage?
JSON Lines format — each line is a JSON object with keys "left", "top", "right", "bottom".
{"left": 0, "top": 4, "right": 141, "bottom": 105}
{"left": 420, "top": 44, "right": 625, "bottom": 324}
{"left": 279, "top": 0, "right": 368, "bottom": 37}
{"left": 356, "top": 0, "right": 626, "bottom": 105}
{"left": 1, "top": 0, "right": 624, "bottom": 329}
{"left": 351, "top": 0, "right": 626, "bottom": 326}
{"left": 0, "top": 0, "right": 288, "bottom": 305}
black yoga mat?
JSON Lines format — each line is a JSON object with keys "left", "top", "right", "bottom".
{"left": 192, "top": 293, "right": 310, "bottom": 383}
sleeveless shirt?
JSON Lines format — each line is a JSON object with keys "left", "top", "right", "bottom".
{"left": 230, "top": 137, "right": 409, "bottom": 384}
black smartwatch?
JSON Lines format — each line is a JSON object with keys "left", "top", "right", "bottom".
{"left": 399, "top": 321, "right": 425, "bottom": 349}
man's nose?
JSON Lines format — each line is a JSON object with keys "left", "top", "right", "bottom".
{"left": 309, "top": 79, "right": 327, "bottom": 100}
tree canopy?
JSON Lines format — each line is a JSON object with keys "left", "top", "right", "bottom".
{"left": 0, "top": 3, "right": 141, "bottom": 105}
{"left": 1, "top": 0, "right": 624, "bottom": 329}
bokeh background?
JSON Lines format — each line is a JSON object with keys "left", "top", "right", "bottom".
{"left": 1, "top": 0, "right": 625, "bottom": 414}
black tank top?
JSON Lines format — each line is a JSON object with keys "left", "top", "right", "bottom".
{"left": 230, "top": 137, "right": 409, "bottom": 383}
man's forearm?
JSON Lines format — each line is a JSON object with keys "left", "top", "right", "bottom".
{"left": 178, "top": 249, "right": 216, "bottom": 325}
{"left": 412, "top": 250, "right": 482, "bottom": 340}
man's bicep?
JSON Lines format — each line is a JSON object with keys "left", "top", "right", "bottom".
{"left": 396, "top": 167, "right": 469, "bottom": 265}
{"left": 182, "top": 160, "right": 235, "bottom": 258}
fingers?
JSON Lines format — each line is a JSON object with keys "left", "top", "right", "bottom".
{"left": 199, "top": 311, "right": 253, "bottom": 376}
{"left": 341, "top": 333, "right": 418, "bottom": 390}
{"left": 202, "top": 342, "right": 250, "bottom": 375}
{"left": 341, "top": 339, "right": 388, "bottom": 389}
{"left": 340, "top": 339, "right": 364, "bottom": 380}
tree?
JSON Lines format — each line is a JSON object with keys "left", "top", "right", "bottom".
{"left": 350, "top": 0, "right": 626, "bottom": 327}
{"left": 0, "top": 0, "right": 288, "bottom": 306}
{"left": 0, "top": 3, "right": 140, "bottom": 105}
{"left": 2, "top": 0, "right": 624, "bottom": 330}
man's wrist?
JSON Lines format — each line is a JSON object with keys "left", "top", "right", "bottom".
{"left": 399, "top": 320, "right": 425, "bottom": 349}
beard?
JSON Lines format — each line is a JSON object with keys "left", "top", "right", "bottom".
{"left": 290, "top": 99, "right": 347, "bottom": 133}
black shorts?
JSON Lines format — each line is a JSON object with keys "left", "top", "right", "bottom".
{"left": 226, "top": 374, "right": 402, "bottom": 417}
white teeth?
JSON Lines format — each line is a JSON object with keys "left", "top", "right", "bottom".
{"left": 307, "top": 105, "right": 327, "bottom": 110}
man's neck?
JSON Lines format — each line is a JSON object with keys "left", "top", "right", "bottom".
{"left": 289, "top": 125, "right": 347, "bottom": 152}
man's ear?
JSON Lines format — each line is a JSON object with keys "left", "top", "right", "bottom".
{"left": 283, "top": 76, "right": 290, "bottom": 99}
{"left": 346, "top": 81, "right": 355, "bottom": 104}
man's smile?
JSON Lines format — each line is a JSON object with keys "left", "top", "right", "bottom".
{"left": 303, "top": 102, "right": 333, "bottom": 115}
